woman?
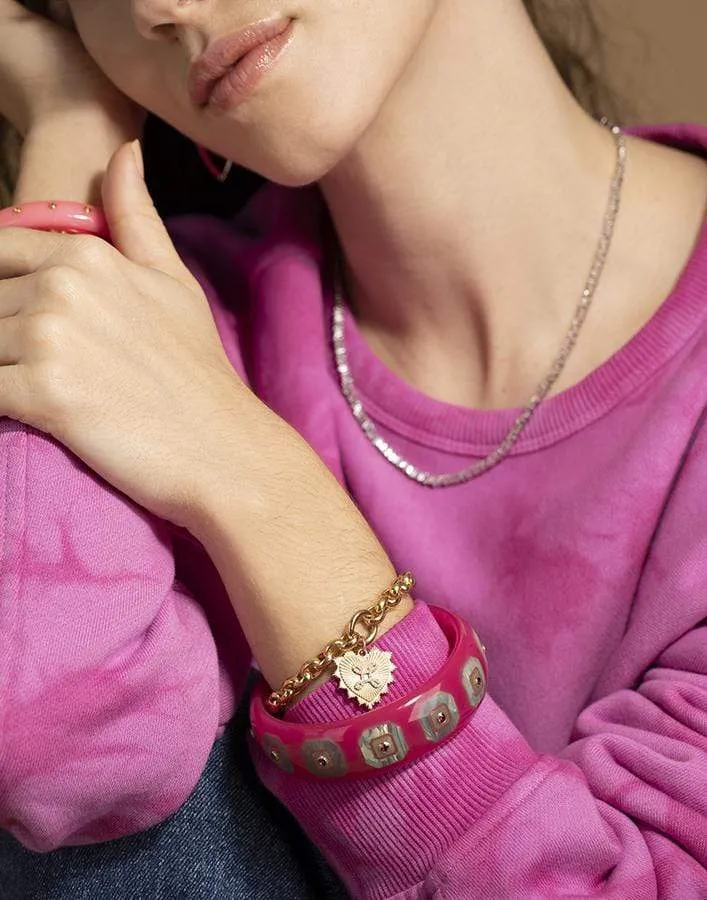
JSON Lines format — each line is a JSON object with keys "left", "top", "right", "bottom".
{"left": 0, "top": 0, "right": 705, "bottom": 897}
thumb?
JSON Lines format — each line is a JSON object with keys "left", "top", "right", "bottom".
{"left": 101, "top": 140, "right": 196, "bottom": 287}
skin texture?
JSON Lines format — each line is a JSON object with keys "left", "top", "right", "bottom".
{"left": 61, "top": 0, "right": 437, "bottom": 185}
{"left": 56, "top": 0, "right": 707, "bottom": 410}
{"left": 0, "top": 145, "right": 247, "bottom": 525}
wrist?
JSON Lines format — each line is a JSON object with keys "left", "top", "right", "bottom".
{"left": 187, "top": 402, "right": 351, "bottom": 549}
{"left": 12, "top": 108, "right": 144, "bottom": 206}
{"left": 28, "top": 99, "right": 145, "bottom": 144}
{"left": 182, "top": 389, "right": 287, "bottom": 542}
{"left": 188, "top": 410, "right": 410, "bottom": 689}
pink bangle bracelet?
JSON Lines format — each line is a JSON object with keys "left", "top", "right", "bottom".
{"left": 249, "top": 605, "right": 488, "bottom": 780}
{"left": 0, "top": 201, "right": 111, "bottom": 241}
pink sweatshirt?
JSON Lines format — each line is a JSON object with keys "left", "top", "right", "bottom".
{"left": 1, "top": 122, "right": 706, "bottom": 899}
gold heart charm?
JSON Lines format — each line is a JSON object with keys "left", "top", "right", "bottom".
{"left": 334, "top": 648, "right": 396, "bottom": 709}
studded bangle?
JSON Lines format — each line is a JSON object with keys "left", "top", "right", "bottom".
{"left": 0, "top": 200, "right": 111, "bottom": 240}
{"left": 250, "top": 604, "right": 488, "bottom": 779}
{"left": 266, "top": 572, "right": 415, "bottom": 715}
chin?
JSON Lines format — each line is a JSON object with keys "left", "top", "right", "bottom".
{"left": 214, "top": 100, "right": 376, "bottom": 188}
{"left": 238, "top": 137, "right": 352, "bottom": 188}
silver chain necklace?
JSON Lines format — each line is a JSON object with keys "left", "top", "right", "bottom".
{"left": 332, "top": 122, "right": 628, "bottom": 488}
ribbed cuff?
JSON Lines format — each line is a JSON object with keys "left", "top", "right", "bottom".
{"left": 255, "top": 603, "right": 539, "bottom": 899}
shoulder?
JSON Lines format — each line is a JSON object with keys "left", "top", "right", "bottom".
{"left": 165, "top": 182, "right": 327, "bottom": 298}
{"left": 163, "top": 184, "right": 328, "bottom": 380}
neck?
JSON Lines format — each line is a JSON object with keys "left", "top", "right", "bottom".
{"left": 318, "top": 0, "right": 622, "bottom": 408}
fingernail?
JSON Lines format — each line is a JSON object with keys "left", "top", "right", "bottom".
{"left": 131, "top": 139, "right": 144, "bottom": 178}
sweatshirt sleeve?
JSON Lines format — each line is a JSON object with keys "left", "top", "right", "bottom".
{"left": 0, "top": 216, "right": 251, "bottom": 852}
{"left": 253, "top": 443, "right": 707, "bottom": 897}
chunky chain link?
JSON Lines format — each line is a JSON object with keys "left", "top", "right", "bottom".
{"left": 266, "top": 572, "right": 415, "bottom": 714}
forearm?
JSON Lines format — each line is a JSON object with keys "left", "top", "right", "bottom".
{"left": 12, "top": 109, "right": 142, "bottom": 206}
{"left": 190, "top": 410, "right": 413, "bottom": 691}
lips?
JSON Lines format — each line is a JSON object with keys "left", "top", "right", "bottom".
{"left": 188, "top": 17, "right": 293, "bottom": 108}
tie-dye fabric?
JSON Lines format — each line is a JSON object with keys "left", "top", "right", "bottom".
{"left": 1, "top": 123, "right": 705, "bottom": 898}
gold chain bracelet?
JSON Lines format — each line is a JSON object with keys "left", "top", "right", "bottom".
{"left": 266, "top": 572, "right": 415, "bottom": 715}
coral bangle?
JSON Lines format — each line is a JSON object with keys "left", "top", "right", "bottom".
{"left": 0, "top": 201, "right": 111, "bottom": 241}
{"left": 249, "top": 605, "right": 488, "bottom": 780}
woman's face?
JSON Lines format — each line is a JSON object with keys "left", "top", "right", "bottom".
{"left": 63, "top": 0, "right": 436, "bottom": 184}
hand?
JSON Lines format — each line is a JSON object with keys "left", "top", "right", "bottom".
{"left": 0, "top": 0, "right": 144, "bottom": 136}
{"left": 0, "top": 140, "right": 264, "bottom": 527}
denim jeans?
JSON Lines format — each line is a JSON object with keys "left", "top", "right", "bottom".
{"left": 0, "top": 680, "right": 349, "bottom": 900}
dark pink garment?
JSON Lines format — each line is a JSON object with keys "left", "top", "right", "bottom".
{"left": 1, "top": 123, "right": 706, "bottom": 898}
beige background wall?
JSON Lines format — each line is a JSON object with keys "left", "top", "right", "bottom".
{"left": 595, "top": 0, "right": 707, "bottom": 124}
